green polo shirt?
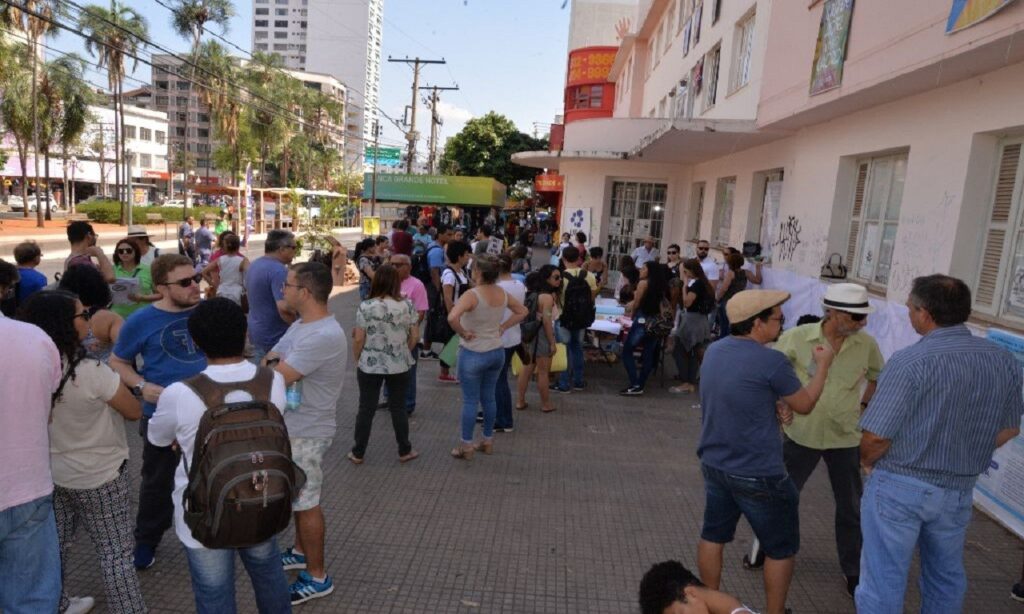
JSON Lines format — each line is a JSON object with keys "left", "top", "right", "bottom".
{"left": 775, "top": 322, "right": 884, "bottom": 450}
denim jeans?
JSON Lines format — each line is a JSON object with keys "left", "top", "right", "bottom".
{"left": 457, "top": 346, "right": 505, "bottom": 442}
{"left": 184, "top": 536, "right": 291, "bottom": 614}
{"left": 556, "top": 325, "right": 586, "bottom": 390}
{"left": 135, "top": 417, "right": 178, "bottom": 549}
{"left": 856, "top": 470, "right": 973, "bottom": 614}
{"left": 700, "top": 464, "right": 800, "bottom": 560}
{"left": 494, "top": 347, "right": 517, "bottom": 429}
{"left": 0, "top": 495, "right": 61, "bottom": 614}
{"left": 353, "top": 369, "right": 412, "bottom": 458}
{"left": 621, "top": 321, "right": 660, "bottom": 389}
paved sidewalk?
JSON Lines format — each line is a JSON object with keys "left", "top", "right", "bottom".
{"left": 61, "top": 284, "right": 1024, "bottom": 613}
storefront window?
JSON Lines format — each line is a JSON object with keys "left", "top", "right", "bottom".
{"left": 607, "top": 181, "right": 667, "bottom": 286}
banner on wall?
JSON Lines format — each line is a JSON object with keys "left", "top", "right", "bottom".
{"left": 564, "top": 207, "right": 592, "bottom": 242}
{"left": 809, "top": 0, "right": 855, "bottom": 95}
{"left": 946, "top": 0, "right": 1017, "bottom": 33}
{"left": 973, "top": 328, "right": 1024, "bottom": 539}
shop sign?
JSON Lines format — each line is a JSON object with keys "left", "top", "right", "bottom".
{"left": 143, "top": 170, "right": 170, "bottom": 180}
{"left": 535, "top": 173, "right": 564, "bottom": 193}
{"left": 363, "top": 173, "right": 506, "bottom": 207}
{"left": 362, "top": 216, "right": 381, "bottom": 237}
{"left": 566, "top": 47, "right": 617, "bottom": 86}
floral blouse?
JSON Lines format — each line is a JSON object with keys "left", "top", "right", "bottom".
{"left": 355, "top": 297, "right": 418, "bottom": 374}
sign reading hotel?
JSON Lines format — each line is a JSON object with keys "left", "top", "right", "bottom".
{"left": 363, "top": 173, "right": 506, "bottom": 207}
{"left": 566, "top": 47, "right": 617, "bottom": 86}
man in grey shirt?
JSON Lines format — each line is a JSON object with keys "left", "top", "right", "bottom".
{"left": 264, "top": 262, "right": 346, "bottom": 605}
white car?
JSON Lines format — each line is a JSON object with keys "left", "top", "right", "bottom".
{"left": 6, "top": 196, "right": 36, "bottom": 212}
{"left": 163, "top": 199, "right": 186, "bottom": 207}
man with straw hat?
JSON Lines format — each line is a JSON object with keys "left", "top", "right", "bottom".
{"left": 696, "top": 289, "right": 834, "bottom": 614}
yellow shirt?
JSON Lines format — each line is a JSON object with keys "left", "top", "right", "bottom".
{"left": 560, "top": 268, "right": 597, "bottom": 304}
{"left": 776, "top": 322, "right": 884, "bottom": 450}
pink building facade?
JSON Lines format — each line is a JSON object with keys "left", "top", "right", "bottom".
{"left": 516, "top": 0, "right": 1024, "bottom": 342}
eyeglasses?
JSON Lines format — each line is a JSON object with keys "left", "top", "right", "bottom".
{"left": 282, "top": 281, "right": 306, "bottom": 291}
{"left": 73, "top": 311, "right": 92, "bottom": 322}
{"left": 162, "top": 273, "right": 202, "bottom": 288}
{"left": 769, "top": 315, "right": 786, "bottom": 325}
{"left": 282, "top": 243, "right": 297, "bottom": 250}
{"left": 667, "top": 251, "right": 679, "bottom": 255}
{"left": 696, "top": 247, "right": 709, "bottom": 251}
{"left": 116, "top": 247, "right": 135, "bottom": 254}
{"left": 849, "top": 312, "right": 867, "bottom": 322}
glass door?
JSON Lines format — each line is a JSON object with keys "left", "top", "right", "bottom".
{"left": 606, "top": 181, "right": 668, "bottom": 286}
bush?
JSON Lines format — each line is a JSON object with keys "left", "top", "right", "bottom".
{"left": 77, "top": 201, "right": 221, "bottom": 224}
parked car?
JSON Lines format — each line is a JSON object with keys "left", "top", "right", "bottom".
{"left": 163, "top": 199, "right": 186, "bottom": 207}
{"left": 7, "top": 196, "right": 36, "bottom": 212}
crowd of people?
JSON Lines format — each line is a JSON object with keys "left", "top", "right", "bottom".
{"left": 1, "top": 214, "right": 1023, "bottom": 614}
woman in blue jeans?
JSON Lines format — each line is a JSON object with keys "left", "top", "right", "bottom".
{"left": 447, "top": 254, "right": 528, "bottom": 459}
{"left": 620, "top": 261, "right": 671, "bottom": 396}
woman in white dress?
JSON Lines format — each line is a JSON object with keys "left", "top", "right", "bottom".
{"left": 201, "top": 233, "right": 249, "bottom": 305}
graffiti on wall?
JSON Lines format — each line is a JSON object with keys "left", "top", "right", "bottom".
{"left": 772, "top": 216, "right": 803, "bottom": 261}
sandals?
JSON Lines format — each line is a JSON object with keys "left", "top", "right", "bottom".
{"left": 473, "top": 439, "right": 494, "bottom": 455}
{"left": 669, "top": 384, "right": 696, "bottom": 394}
{"left": 346, "top": 451, "right": 364, "bottom": 465}
{"left": 450, "top": 445, "right": 475, "bottom": 460}
{"left": 515, "top": 403, "right": 529, "bottom": 411}
{"left": 399, "top": 449, "right": 419, "bottom": 463}
{"left": 541, "top": 406, "right": 557, "bottom": 413}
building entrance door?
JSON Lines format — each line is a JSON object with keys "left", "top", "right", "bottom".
{"left": 606, "top": 181, "right": 667, "bottom": 288}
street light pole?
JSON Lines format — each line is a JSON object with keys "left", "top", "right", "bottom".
{"left": 126, "top": 149, "right": 134, "bottom": 226}
{"left": 70, "top": 156, "right": 77, "bottom": 213}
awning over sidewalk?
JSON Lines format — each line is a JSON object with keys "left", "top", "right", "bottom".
{"left": 513, "top": 118, "right": 791, "bottom": 170}
{"left": 362, "top": 173, "right": 506, "bottom": 207}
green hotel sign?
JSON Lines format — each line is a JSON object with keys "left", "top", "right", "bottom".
{"left": 363, "top": 174, "right": 506, "bottom": 207}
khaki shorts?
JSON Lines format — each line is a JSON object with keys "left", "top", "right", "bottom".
{"left": 290, "top": 437, "right": 333, "bottom": 512}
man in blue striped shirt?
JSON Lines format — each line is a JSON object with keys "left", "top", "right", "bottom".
{"left": 857, "top": 274, "right": 1022, "bottom": 614}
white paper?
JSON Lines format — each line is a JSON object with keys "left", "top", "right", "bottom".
{"left": 110, "top": 277, "right": 140, "bottom": 306}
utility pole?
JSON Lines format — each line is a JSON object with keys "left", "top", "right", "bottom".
{"left": 126, "top": 149, "right": 134, "bottom": 226}
{"left": 419, "top": 84, "right": 459, "bottom": 175}
{"left": 370, "top": 120, "right": 381, "bottom": 217}
{"left": 388, "top": 56, "right": 446, "bottom": 173}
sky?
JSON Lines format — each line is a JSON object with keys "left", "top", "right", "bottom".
{"left": 45, "top": 0, "right": 572, "bottom": 164}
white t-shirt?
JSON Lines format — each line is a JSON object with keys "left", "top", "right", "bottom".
{"left": 148, "top": 361, "right": 287, "bottom": 550}
{"left": 441, "top": 267, "right": 469, "bottom": 301}
{"left": 497, "top": 278, "right": 526, "bottom": 348}
{"left": 49, "top": 359, "right": 127, "bottom": 489}
{"left": 700, "top": 256, "right": 720, "bottom": 281}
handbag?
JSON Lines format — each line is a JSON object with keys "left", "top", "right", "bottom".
{"left": 644, "top": 299, "right": 675, "bottom": 338}
{"left": 549, "top": 343, "right": 568, "bottom": 372}
{"left": 439, "top": 335, "right": 460, "bottom": 367}
{"left": 820, "top": 253, "right": 848, "bottom": 280}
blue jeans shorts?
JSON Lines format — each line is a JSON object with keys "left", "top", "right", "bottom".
{"left": 700, "top": 463, "right": 800, "bottom": 560}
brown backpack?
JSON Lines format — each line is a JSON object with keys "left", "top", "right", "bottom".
{"left": 182, "top": 367, "right": 306, "bottom": 549}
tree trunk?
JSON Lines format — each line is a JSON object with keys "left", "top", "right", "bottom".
{"left": 118, "top": 79, "right": 128, "bottom": 222}
{"left": 61, "top": 144, "right": 69, "bottom": 211}
{"left": 31, "top": 39, "right": 43, "bottom": 228}
{"left": 44, "top": 148, "right": 52, "bottom": 221}
{"left": 282, "top": 145, "right": 290, "bottom": 187}
{"left": 16, "top": 138, "right": 29, "bottom": 219}
{"left": 113, "top": 87, "right": 122, "bottom": 222}
{"left": 182, "top": 36, "right": 201, "bottom": 219}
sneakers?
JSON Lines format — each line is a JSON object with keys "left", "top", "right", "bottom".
{"left": 1012, "top": 581, "right": 1024, "bottom": 602}
{"left": 65, "top": 596, "right": 95, "bottom": 614}
{"left": 133, "top": 544, "right": 156, "bottom": 570}
{"left": 290, "top": 570, "right": 334, "bottom": 604}
{"left": 438, "top": 373, "right": 458, "bottom": 384}
{"left": 619, "top": 386, "right": 644, "bottom": 396}
{"left": 573, "top": 382, "right": 586, "bottom": 391}
{"left": 846, "top": 575, "right": 859, "bottom": 599}
{"left": 419, "top": 350, "right": 439, "bottom": 360}
{"left": 549, "top": 383, "right": 571, "bottom": 394}
{"left": 476, "top": 410, "right": 484, "bottom": 423}
{"left": 281, "top": 547, "right": 308, "bottom": 570}
{"left": 494, "top": 426, "right": 514, "bottom": 433}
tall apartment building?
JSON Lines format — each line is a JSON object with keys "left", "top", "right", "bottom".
{"left": 251, "top": 0, "right": 383, "bottom": 167}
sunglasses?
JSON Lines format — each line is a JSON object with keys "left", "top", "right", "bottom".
{"left": 667, "top": 251, "right": 679, "bottom": 255}
{"left": 849, "top": 312, "right": 867, "bottom": 322}
{"left": 116, "top": 247, "right": 136, "bottom": 254}
{"left": 163, "top": 273, "right": 202, "bottom": 288}
{"left": 74, "top": 311, "right": 92, "bottom": 322}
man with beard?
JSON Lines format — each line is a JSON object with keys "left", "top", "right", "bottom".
{"left": 109, "top": 254, "right": 208, "bottom": 571}
{"left": 695, "top": 290, "right": 833, "bottom": 614}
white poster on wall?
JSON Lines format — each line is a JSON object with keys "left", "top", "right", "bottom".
{"left": 564, "top": 207, "right": 592, "bottom": 242}
{"left": 974, "top": 328, "right": 1024, "bottom": 539}
{"left": 760, "top": 180, "right": 783, "bottom": 260}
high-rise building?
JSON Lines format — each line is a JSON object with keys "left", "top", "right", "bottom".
{"left": 251, "top": 0, "right": 383, "bottom": 167}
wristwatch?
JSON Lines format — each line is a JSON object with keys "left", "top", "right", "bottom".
{"left": 133, "top": 380, "right": 147, "bottom": 398}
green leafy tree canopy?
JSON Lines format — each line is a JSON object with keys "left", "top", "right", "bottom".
{"left": 439, "top": 111, "right": 547, "bottom": 193}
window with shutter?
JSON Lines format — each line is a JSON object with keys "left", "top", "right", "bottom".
{"left": 846, "top": 153, "right": 907, "bottom": 290}
{"left": 975, "top": 142, "right": 1024, "bottom": 315}
{"left": 712, "top": 177, "right": 736, "bottom": 247}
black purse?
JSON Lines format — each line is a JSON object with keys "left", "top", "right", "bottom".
{"left": 820, "top": 253, "right": 848, "bottom": 280}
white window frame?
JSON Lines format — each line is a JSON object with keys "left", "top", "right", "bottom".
{"left": 845, "top": 152, "right": 908, "bottom": 290}
{"left": 702, "top": 44, "right": 721, "bottom": 113}
{"left": 730, "top": 11, "right": 756, "bottom": 94}
{"left": 712, "top": 176, "right": 736, "bottom": 247}
{"left": 689, "top": 181, "right": 706, "bottom": 241}
{"left": 974, "top": 140, "right": 1024, "bottom": 321}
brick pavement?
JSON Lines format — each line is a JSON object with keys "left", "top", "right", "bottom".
{"left": 62, "top": 283, "right": 1024, "bottom": 613}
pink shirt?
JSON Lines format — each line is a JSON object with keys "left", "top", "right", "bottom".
{"left": 400, "top": 275, "right": 429, "bottom": 313}
{"left": 0, "top": 317, "right": 62, "bottom": 511}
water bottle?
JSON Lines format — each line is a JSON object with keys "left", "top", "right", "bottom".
{"left": 285, "top": 381, "right": 302, "bottom": 411}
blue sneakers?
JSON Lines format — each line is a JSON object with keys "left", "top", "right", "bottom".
{"left": 280, "top": 547, "right": 307, "bottom": 570}
{"left": 290, "top": 570, "right": 334, "bottom": 604}
{"left": 133, "top": 544, "right": 155, "bottom": 570}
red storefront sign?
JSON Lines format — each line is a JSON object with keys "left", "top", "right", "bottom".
{"left": 143, "top": 170, "right": 170, "bottom": 180}
{"left": 566, "top": 47, "right": 617, "bottom": 86}
{"left": 535, "top": 174, "right": 564, "bottom": 193}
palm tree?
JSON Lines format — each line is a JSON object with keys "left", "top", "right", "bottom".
{"left": 39, "top": 54, "right": 93, "bottom": 218}
{"left": 197, "top": 40, "right": 245, "bottom": 181}
{"left": 2, "top": 0, "right": 66, "bottom": 227}
{"left": 243, "top": 50, "right": 285, "bottom": 188}
{"left": 0, "top": 43, "right": 34, "bottom": 215}
{"left": 168, "top": 0, "right": 234, "bottom": 213}
{"left": 80, "top": 0, "right": 148, "bottom": 223}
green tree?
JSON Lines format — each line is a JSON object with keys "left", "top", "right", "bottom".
{"left": 2, "top": 0, "right": 67, "bottom": 226}
{"left": 168, "top": 0, "right": 234, "bottom": 211}
{"left": 39, "top": 53, "right": 92, "bottom": 219}
{"left": 439, "top": 111, "right": 547, "bottom": 198}
{"left": 0, "top": 43, "right": 35, "bottom": 214}
{"left": 197, "top": 40, "right": 250, "bottom": 181}
{"left": 79, "top": 0, "right": 148, "bottom": 221}
{"left": 243, "top": 51, "right": 286, "bottom": 187}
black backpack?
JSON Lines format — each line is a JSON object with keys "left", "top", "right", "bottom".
{"left": 559, "top": 270, "right": 596, "bottom": 331}
{"left": 520, "top": 291, "right": 542, "bottom": 343}
{"left": 0, "top": 280, "right": 19, "bottom": 317}
{"left": 181, "top": 368, "right": 306, "bottom": 549}
{"left": 413, "top": 243, "right": 441, "bottom": 286}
